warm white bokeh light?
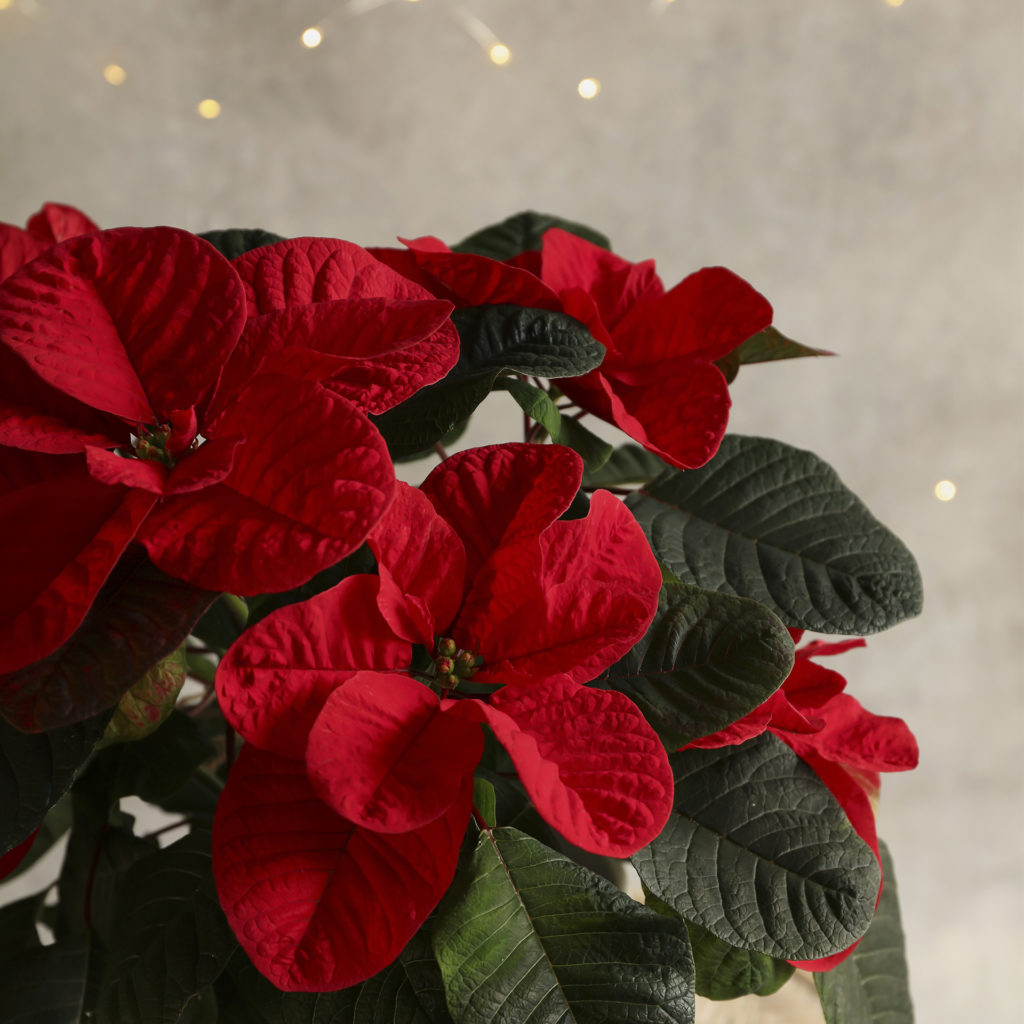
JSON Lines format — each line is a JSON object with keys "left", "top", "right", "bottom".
{"left": 577, "top": 77, "right": 600, "bottom": 99}
{"left": 934, "top": 480, "right": 957, "bottom": 501}
{"left": 103, "top": 64, "right": 127, "bottom": 85}
{"left": 301, "top": 27, "right": 323, "bottom": 48}
{"left": 197, "top": 98, "right": 221, "bottom": 119}
{"left": 488, "top": 43, "right": 511, "bottom": 66}
{"left": 0, "top": 1, "right": 13, "bottom": 11}
{"left": 885, "top": 0, "right": 905, "bottom": 7}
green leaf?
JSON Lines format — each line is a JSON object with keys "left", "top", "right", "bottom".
{"left": 99, "top": 647, "right": 187, "bottom": 748}
{"left": 433, "top": 827, "right": 694, "bottom": 1024}
{"left": 453, "top": 210, "right": 610, "bottom": 260}
{"left": 737, "top": 326, "right": 833, "bottom": 366}
{"left": 0, "top": 551, "right": 217, "bottom": 731}
{"left": 556, "top": 416, "right": 613, "bottom": 472}
{"left": 199, "top": 228, "right": 285, "bottom": 260}
{"left": 372, "top": 305, "right": 604, "bottom": 457}
{"left": 626, "top": 435, "right": 923, "bottom": 635}
{"left": 222, "top": 927, "right": 454, "bottom": 1024}
{"left": 0, "top": 938, "right": 89, "bottom": 1024}
{"left": 0, "top": 889, "right": 48, "bottom": 957}
{"left": 91, "top": 710, "right": 217, "bottom": 807}
{"left": 632, "top": 734, "right": 880, "bottom": 962}
{"left": 582, "top": 443, "right": 668, "bottom": 488}
{"left": 96, "top": 831, "right": 237, "bottom": 1024}
{"left": 595, "top": 583, "right": 794, "bottom": 748}
{"left": 685, "top": 920, "right": 795, "bottom": 1000}
{"left": 0, "top": 709, "right": 110, "bottom": 853}
{"left": 471, "top": 777, "right": 497, "bottom": 829}
{"left": 494, "top": 377, "right": 563, "bottom": 438}
{"left": 815, "top": 840, "right": 914, "bottom": 1024}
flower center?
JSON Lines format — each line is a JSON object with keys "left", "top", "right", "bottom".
{"left": 131, "top": 407, "right": 200, "bottom": 469}
{"left": 433, "top": 637, "right": 483, "bottom": 693}
{"left": 134, "top": 424, "right": 175, "bottom": 467}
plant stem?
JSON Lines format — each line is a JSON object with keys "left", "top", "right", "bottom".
{"left": 433, "top": 441, "right": 449, "bottom": 460}
{"left": 222, "top": 593, "right": 249, "bottom": 630}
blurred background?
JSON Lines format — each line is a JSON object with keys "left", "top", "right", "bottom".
{"left": 1, "top": 0, "right": 1020, "bottom": 1020}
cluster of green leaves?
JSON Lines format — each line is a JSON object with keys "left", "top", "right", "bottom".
{"left": 0, "top": 212, "right": 918, "bottom": 1024}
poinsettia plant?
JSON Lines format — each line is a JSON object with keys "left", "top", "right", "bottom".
{"left": 0, "top": 205, "right": 922, "bottom": 1024}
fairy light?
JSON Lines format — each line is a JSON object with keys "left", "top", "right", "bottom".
{"left": 103, "top": 64, "right": 127, "bottom": 85}
{"left": 884, "top": 0, "right": 905, "bottom": 6}
{"left": 934, "top": 480, "right": 956, "bottom": 501}
{"left": 577, "top": 77, "right": 600, "bottom": 99}
{"left": 197, "top": 98, "right": 221, "bottom": 119}
{"left": 0, "top": 1, "right": 13, "bottom": 10}
{"left": 301, "top": 26, "right": 323, "bottom": 48}
{"left": 488, "top": 42, "right": 511, "bottom": 66}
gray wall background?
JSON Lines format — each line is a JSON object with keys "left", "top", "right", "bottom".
{"left": 1, "top": 1, "right": 1021, "bottom": 1021}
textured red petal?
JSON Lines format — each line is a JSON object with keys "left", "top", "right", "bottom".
{"left": 0, "top": 225, "right": 48, "bottom": 284}
{"left": 606, "top": 358, "right": 734, "bottom": 470}
{"left": 306, "top": 671, "right": 482, "bottom": 833}
{"left": 83, "top": 437, "right": 240, "bottom": 496}
{"left": 421, "top": 443, "right": 582, "bottom": 582}
{"left": 233, "top": 237, "right": 432, "bottom": 315}
{"left": 212, "top": 744, "right": 470, "bottom": 992}
{"left": 540, "top": 228, "right": 664, "bottom": 332}
{"left": 615, "top": 266, "right": 773, "bottom": 363}
{"left": 465, "top": 678, "right": 672, "bottom": 856}
{"left": 0, "top": 455, "right": 156, "bottom": 674}
{"left": 785, "top": 693, "right": 919, "bottom": 774}
{"left": 216, "top": 575, "right": 409, "bottom": 759}
{"left": 25, "top": 203, "right": 99, "bottom": 243}
{"left": 84, "top": 446, "right": 167, "bottom": 492}
{"left": 141, "top": 375, "right": 394, "bottom": 594}
{"left": 458, "top": 490, "right": 661, "bottom": 684}
{"left": 395, "top": 245, "right": 562, "bottom": 310}
{"left": 367, "top": 482, "right": 465, "bottom": 647}
{"left": 213, "top": 298, "right": 457, "bottom": 422}
{"left": 0, "top": 227, "right": 245, "bottom": 425}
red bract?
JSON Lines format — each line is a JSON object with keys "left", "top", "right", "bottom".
{"left": 214, "top": 443, "right": 673, "bottom": 991}
{"left": 687, "top": 630, "right": 919, "bottom": 970}
{"left": 372, "top": 229, "right": 772, "bottom": 469}
{"left": 0, "top": 228, "right": 458, "bottom": 720}
{"left": 0, "top": 202, "right": 98, "bottom": 284}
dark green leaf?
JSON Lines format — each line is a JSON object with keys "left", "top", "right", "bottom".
{"left": 0, "top": 889, "right": 48, "bottom": 957}
{"left": 0, "top": 709, "right": 110, "bottom": 853}
{"left": 223, "top": 927, "right": 454, "bottom": 1024}
{"left": 453, "top": 211, "right": 610, "bottom": 260}
{"left": 0, "top": 550, "right": 217, "bottom": 731}
{"left": 199, "top": 228, "right": 285, "bottom": 260}
{"left": 632, "top": 734, "right": 880, "bottom": 961}
{"left": 191, "top": 596, "right": 246, "bottom": 653}
{"left": 494, "top": 377, "right": 563, "bottom": 438}
{"left": 471, "top": 777, "right": 496, "bottom": 829}
{"left": 0, "top": 938, "right": 89, "bottom": 1024}
{"left": 582, "top": 443, "right": 668, "bottom": 488}
{"left": 96, "top": 831, "right": 237, "bottom": 1024}
{"left": 626, "top": 435, "right": 923, "bottom": 634}
{"left": 686, "top": 920, "right": 795, "bottom": 1000}
{"left": 816, "top": 840, "right": 914, "bottom": 1024}
{"left": 433, "top": 827, "right": 694, "bottom": 1024}
{"left": 373, "top": 305, "right": 603, "bottom": 457}
{"left": 736, "top": 326, "right": 833, "bottom": 366}
{"left": 556, "top": 417, "right": 613, "bottom": 472}
{"left": 595, "top": 583, "right": 794, "bottom": 748}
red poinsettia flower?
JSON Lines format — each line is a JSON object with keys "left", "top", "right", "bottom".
{"left": 0, "top": 228, "right": 459, "bottom": 725}
{"left": 0, "top": 202, "right": 99, "bottom": 284}
{"left": 213, "top": 443, "right": 673, "bottom": 991}
{"left": 687, "top": 630, "right": 919, "bottom": 970}
{"left": 371, "top": 228, "right": 772, "bottom": 469}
